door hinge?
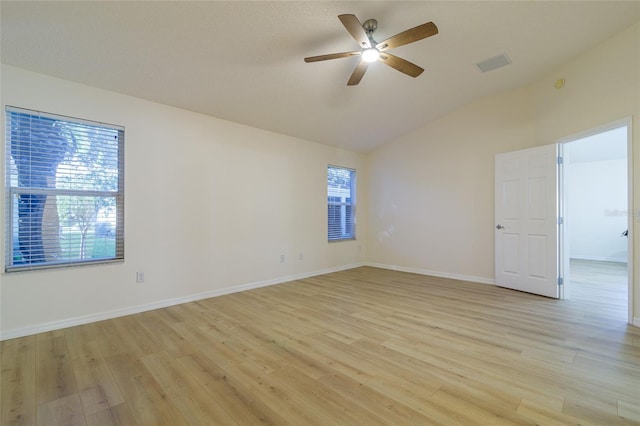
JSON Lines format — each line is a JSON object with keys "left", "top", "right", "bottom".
{"left": 557, "top": 156, "right": 563, "bottom": 165}
{"left": 557, "top": 217, "right": 564, "bottom": 225}
{"left": 557, "top": 277, "right": 564, "bottom": 286}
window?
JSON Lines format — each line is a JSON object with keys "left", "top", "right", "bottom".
{"left": 328, "top": 165, "right": 355, "bottom": 241}
{"left": 5, "top": 107, "right": 124, "bottom": 271}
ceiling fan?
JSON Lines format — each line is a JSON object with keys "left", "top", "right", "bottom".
{"left": 304, "top": 14, "right": 438, "bottom": 86}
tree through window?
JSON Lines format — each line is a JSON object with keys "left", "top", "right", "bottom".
{"left": 328, "top": 166, "right": 356, "bottom": 241}
{"left": 5, "top": 107, "right": 124, "bottom": 271}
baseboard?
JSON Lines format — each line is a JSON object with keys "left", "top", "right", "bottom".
{"left": 0, "top": 262, "right": 365, "bottom": 341}
{"left": 570, "top": 256, "right": 628, "bottom": 263}
{"left": 365, "top": 262, "right": 495, "bottom": 285}
{"left": 633, "top": 317, "right": 640, "bottom": 328}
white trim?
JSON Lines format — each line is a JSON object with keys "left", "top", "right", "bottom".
{"left": 0, "top": 262, "right": 364, "bottom": 341}
{"left": 366, "top": 262, "right": 495, "bottom": 285}
{"left": 626, "top": 119, "right": 634, "bottom": 326}
{"left": 555, "top": 117, "right": 632, "bottom": 145}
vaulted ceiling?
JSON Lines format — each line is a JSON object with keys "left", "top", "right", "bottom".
{"left": 2, "top": 1, "right": 639, "bottom": 152}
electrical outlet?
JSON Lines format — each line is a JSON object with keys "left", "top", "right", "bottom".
{"left": 136, "top": 272, "right": 145, "bottom": 283}
{"left": 280, "top": 254, "right": 285, "bottom": 263}
{"left": 298, "top": 252, "right": 303, "bottom": 261}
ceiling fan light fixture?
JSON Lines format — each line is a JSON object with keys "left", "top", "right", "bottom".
{"left": 362, "top": 48, "right": 380, "bottom": 62}
{"left": 304, "top": 14, "right": 439, "bottom": 85}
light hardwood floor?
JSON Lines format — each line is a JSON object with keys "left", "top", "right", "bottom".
{"left": 2, "top": 266, "right": 639, "bottom": 425}
{"left": 569, "top": 259, "right": 628, "bottom": 322}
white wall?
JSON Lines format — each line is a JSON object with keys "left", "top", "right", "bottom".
{"left": 367, "top": 86, "right": 536, "bottom": 282}
{"left": 367, "top": 22, "right": 639, "bottom": 320}
{"left": 2, "top": 20, "right": 639, "bottom": 338}
{"left": 0, "top": 65, "right": 367, "bottom": 338}
{"left": 566, "top": 158, "right": 628, "bottom": 263}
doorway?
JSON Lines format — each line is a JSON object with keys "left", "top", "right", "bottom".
{"left": 561, "top": 120, "right": 631, "bottom": 321}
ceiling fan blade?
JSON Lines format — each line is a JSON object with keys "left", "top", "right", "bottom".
{"left": 338, "top": 14, "right": 371, "bottom": 48}
{"left": 379, "top": 52, "right": 424, "bottom": 77}
{"left": 304, "top": 51, "right": 361, "bottom": 63}
{"left": 347, "top": 60, "right": 369, "bottom": 86}
{"left": 376, "top": 22, "right": 438, "bottom": 51}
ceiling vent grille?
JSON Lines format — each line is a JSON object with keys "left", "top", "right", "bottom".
{"left": 476, "top": 54, "right": 511, "bottom": 72}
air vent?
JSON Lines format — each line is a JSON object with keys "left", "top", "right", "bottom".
{"left": 476, "top": 54, "right": 511, "bottom": 73}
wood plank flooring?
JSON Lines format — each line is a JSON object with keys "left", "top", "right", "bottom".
{"left": 570, "top": 259, "right": 628, "bottom": 322}
{"left": 2, "top": 266, "right": 639, "bottom": 425}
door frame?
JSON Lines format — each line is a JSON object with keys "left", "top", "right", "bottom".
{"left": 557, "top": 117, "right": 633, "bottom": 324}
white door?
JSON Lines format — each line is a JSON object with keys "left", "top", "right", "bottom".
{"left": 495, "top": 144, "right": 560, "bottom": 298}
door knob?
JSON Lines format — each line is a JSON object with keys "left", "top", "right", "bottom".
{"left": 496, "top": 224, "right": 505, "bottom": 229}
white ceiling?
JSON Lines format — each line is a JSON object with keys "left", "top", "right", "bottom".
{"left": 2, "top": 1, "right": 639, "bottom": 152}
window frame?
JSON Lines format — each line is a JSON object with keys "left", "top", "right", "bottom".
{"left": 327, "top": 165, "right": 356, "bottom": 242}
{"left": 5, "top": 106, "right": 125, "bottom": 272}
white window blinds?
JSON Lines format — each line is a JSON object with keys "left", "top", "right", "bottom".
{"left": 328, "top": 166, "right": 356, "bottom": 241}
{"left": 5, "top": 106, "right": 124, "bottom": 271}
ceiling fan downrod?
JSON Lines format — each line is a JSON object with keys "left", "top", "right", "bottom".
{"left": 363, "top": 18, "right": 378, "bottom": 39}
